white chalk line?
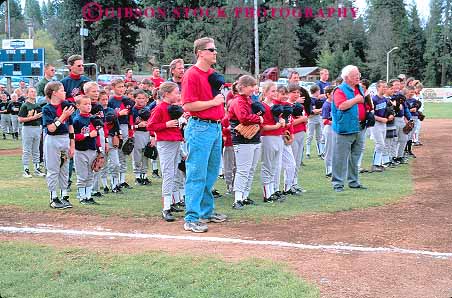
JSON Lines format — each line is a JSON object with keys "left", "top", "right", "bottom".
{"left": 1, "top": 226, "right": 451, "bottom": 259}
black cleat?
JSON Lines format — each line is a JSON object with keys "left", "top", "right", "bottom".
{"left": 232, "top": 201, "right": 245, "bottom": 210}
{"left": 120, "top": 182, "right": 133, "bottom": 189}
{"left": 103, "top": 186, "right": 110, "bottom": 194}
{"left": 170, "top": 204, "right": 184, "bottom": 213}
{"left": 92, "top": 191, "right": 103, "bottom": 197}
{"left": 162, "top": 210, "right": 175, "bottom": 222}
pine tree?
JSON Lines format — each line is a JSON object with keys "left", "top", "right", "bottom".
{"left": 24, "top": 0, "right": 43, "bottom": 29}
{"left": 406, "top": 2, "right": 426, "bottom": 80}
{"left": 424, "top": 0, "right": 443, "bottom": 86}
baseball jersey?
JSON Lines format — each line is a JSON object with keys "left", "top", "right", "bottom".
{"left": 7, "top": 101, "right": 22, "bottom": 115}
{"left": 261, "top": 102, "right": 285, "bottom": 136}
{"left": 372, "top": 95, "right": 387, "bottom": 118}
{"left": 150, "top": 76, "right": 164, "bottom": 88}
{"left": 147, "top": 101, "right": 183, "bottom": 142}
{"left": 73, "top": 113, "right": 97, "bottom": 151}
{"left": 61, "top": 73, "right": 91, "bottom": 102}
{"left": 18, "top": 101, "right": 41, "bottom": 126}
{"left": 0, "top": 101, "right": 9, "bottom": 114}
{"left": 228, "top": 94, "right": 261, "bottom": 144}
{"left": 42, "top": 102, "right": 73, "bottom": 135}
{"left": 132, "top": 105, "right": 151, "bottom": 132}
{"left": 108, "top": 96, "right": 135, "bottom": 125}
{"left": 316, "top": 80, "right": 331, "bottom": 94}
{"left": 406, "top": 98, "right": 419, "bottom": 116}
{"left": 321, "top": 101, "right": 332, "bottom": 125}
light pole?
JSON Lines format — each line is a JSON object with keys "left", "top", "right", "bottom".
{"left": 386, "top": 47, "right": 399, "bottom": 82}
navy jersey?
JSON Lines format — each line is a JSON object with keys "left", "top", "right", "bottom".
{"left": 312, "top": 97, "right": 326, "bottom": 110}
{"left": 73, "top": 113, "right": 97, "bottom": 151}
{"left": 0, "top": 101, "right": 9, "bottom": 114}
{"left": 132, "top": 106, "right": 151, "bottom": 132}
{"left": 321, "top": 101, "right": 332, "bottom": 120}
{"left": 372, "top": 95, "right": 387, "bottom": 118}
{"left": 316, "top": 80, "right": 331, "bottom": 94}
{"left": 42, "top": 102, "right": 73, "bottom": 135}
{"left": 108, "top": 96, "right": 135, "bottom": 125}
{"left": 61, "top": 74, "right": 91, "bottom": 101}
{"left": 406, "top": 98, "right": 419, "bottom": 116}
{"left": 394, "top": 99, "right": 411, "bottom": 120}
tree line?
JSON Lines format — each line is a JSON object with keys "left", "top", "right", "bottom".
{"left": 0, "top": 0, "right": 451, "bottom": 87}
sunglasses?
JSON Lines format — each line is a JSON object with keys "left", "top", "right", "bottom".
{"left": 75, "top": 65, "right": 84, "bottom": 68}
{"left": 201, "top": 48, "right": 217, "bottom": 52}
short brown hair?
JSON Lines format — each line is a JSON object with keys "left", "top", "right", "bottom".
{"left": 44, "top": 81, "right": 63, "bottom": 99}
{"left": 159, "top": 82, "right": 178, "bottom": 95}
{"left": 194, "top": 37, "right": 214, "bottom": 56}
{"left": 67, "top": 54, "right": 83, "bottom": 66}
{"left": 133, "top": 89, "right": 148, "bottom": 98}
{"left": 237, "top": 75, "right": 257, "bottom": 92}
{"left": 287, "top": 83, "right": 300, "bottom": 93}
{"left": 76, "top": 95, "right": 90, "bottom": 105}
{"left": 111, "top": 78, "right": 124, "bottom": 87}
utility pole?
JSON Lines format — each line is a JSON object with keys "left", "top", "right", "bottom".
{"left": 253, "top": 0, "right": 259, "bottom": 79}
{"left": 80, "top": 19, "right": 85, "bottom": 61}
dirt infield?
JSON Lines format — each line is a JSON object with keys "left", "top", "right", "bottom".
{"left": 1, "top": 119, "right": 451, "bottom": 298}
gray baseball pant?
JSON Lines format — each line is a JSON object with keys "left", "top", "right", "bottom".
{"left": 1, "top": 114, "right": 11, "bottom": 134}
{"left": 372, "top": 122, "right": 386, "bottom": 166}
{"left": 92, "top": 129, "right": 106, "bottom": 192}
{"left": 233, "top": 143, "right": 261, "bottom": 200}
{"left": 331, "top": 129, "right": 366, "bottom": 189}
{"left": 408, "top": 116, "right": 418, "bottom": 142}
{"left": 22, "top": 126, "right": 41, "bottom": 167}
{"left": 10, "top": 115, "right": 19, "bottom": 134}
{"left": 44, "top": 134, "right": 70, "bottom": 193}
{"left": 413, "top": 117, "right": 421, "bottom": 143}
{"left": 306, "top": 115, "right": 324, "bottom": 156}
{"left": 282, "top": 143, "right": 296, "bottom": 192}
{"left": 394, "top": 117, "right": 408, "bottom": 158}
{"left": 119, "top": 124, "right": 129, "bottom": 174}
{"left": 223, "top": 146, "right": 236, "bottom": 192}
{"left": 383, "top": 127, "right": 397, "bottom": 164}
{"left": 261, "top": 136, "right": 283, "bottom": 198}
{"left": 291, "top": 131, "right": 305, "bottom": 187}
{"left": 107, "top": 136, "right": 121, "bottom": 188}
{"left": 132, "top": 130, "right": 150, "bottom": 175}
{"left": 157, "top": 141, "right": 181, "bottom": 210}
{"left": 74, "top": 149, "right": 97, "bottom": 199}
{"left": 323, "top": 124, "right": 333, "bottom": 175}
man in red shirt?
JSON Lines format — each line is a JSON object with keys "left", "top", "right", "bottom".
{"left": 150, "top": 67, "right": 164, "bottom": 88}
{"left": 124, "top": 68, "right": 138, "bottom": 86}
{"left": 331, "top": 65, "right": 367, "bottom": 192}
{"left": 181, "top": 37, "right": 227, "bottom": 233}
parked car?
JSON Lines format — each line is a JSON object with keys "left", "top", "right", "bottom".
{"left": 0, "top": 76, "right": 30, "bottom": 89}
{"left": 97, "top": 74, "right": 125, "bottom": 87}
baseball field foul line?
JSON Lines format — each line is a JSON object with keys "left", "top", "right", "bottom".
{"left": 1, "top": 226, "right": 451, "bottom": 259}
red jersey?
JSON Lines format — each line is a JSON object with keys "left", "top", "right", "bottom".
{"left": 150, "top": 77, "right": 164, "bottom": 88}
{"left": 221, "top": 116, "right": 233, "bottom": 147}
{"left": 261, "top": 102, "right": 285, "bottom": 136}
{"left": 181, "top": 66, "right": 224, "bottom": 121}
{"left": 146, "top": 101, "right": 183, "bottom": 142}
{"left": 288, "top": 101, "right": 307, "bottom": 134}
{"left": 228, "top": 94, "right": 261, "bottom": 125}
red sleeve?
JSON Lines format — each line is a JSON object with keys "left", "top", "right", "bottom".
{"left": 182, "top": 73, "right": 200, "bottom": 104}
{"left": 128, "top": 113, "right": 134, "bottom": 138}
{"left": 75, "top": 133, "right": 86, "bottom": 141}
{"left": 231, "top": 98, "right": 260, "bottom": 125}
{"left": 147, "top": 106, "right": 167, "bottom": 132}
{"left": 333, "top": 89, "right": 347, "bottom": 108}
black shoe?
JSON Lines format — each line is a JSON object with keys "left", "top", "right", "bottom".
{"left": 103, "top": 186, "right": 110, "bottom": 194}
{"left": 274, "top": 191, "right": 286, "bottom": 200}
{"left": 170, "top": 204, "right": 184, "bottom": 213}
{"left": 141, "top": 177, "right": 152, "bottom": 185}
{"left": 152, "top": 170, "right": 161, "bottom": 178}
{"left": 87, "top": 198, "right": 100, "bottom": 205}
{"left": 408, "top": 152, "right": 416, "bottom": 158}
{"left": 212, "top": 189, "right": 222, "bottom": 198}
{"left": 325, "top": 173, "right": 332, "bottom": 178}
{"left": 349, "top": 184, "right": 367, "bottom": 190}
{"left": 334, "top": 187, "right": 344, "bottom": 193}
{"left": 112, "top": 186, "right": 123, "bottom": 194}
{"left": 135, "top": 178, "right": 143, "bottom": 185}
{"left": 176, "top": 201, "right": 185, "bottom": 208}
{"left": 243, "top": 198, "right": 255, "bottom": 205}
{"left": 120, "top": 182, "right": 133, "bottom": 189}
{"left": 60, "top": 196, "right": 73, "bottom": 209}
{"left": 92, "top": 192, "right": 103, "bottom": 197}
{"left": 50, "top": 198, "right": 65, "bottom": 209}
{"left": 232, "top": 201, "right": 245, "bottom": 210}
{"left": 218, "top": 174, "right": 224, "bottom": 179}
{"left": 79, "top": 198, "right": 90, "bottom": 205}
{"left": 162, "top": 210, "right": 175, "bottom": 222}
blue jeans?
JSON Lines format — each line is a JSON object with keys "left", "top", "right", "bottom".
{"left": 184, "top": 118, "right": 222, "bottom": 223}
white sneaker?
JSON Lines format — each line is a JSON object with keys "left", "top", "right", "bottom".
{"left": 34, "top": 168, "right": 46, "bottom": 177}
{"left": 23, "top": 169, "right": 32, "bottom": 178}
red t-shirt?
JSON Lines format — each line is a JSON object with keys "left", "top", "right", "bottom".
{"left": 181, "top": 66, "right": 225, "bottom": 121}
{"left": 146, "top": 101, "right": 183, "bottom": 142}
{"left": 150, "top": 77, "right": 164, "bottom": 88}
{"left": 261, "top": 102, "right": 285, "bottom": 136}
{"left": 333, "top": 87, "right": 366, "bottom": 121}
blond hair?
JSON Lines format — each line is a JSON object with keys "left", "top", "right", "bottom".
{"left": 83, "top": 81, "right": 99, "bottom": 93}
{"left": 194, "top": 37, "right": 214, "bottom": 56}
{"left": 75, "top": 95, "right": 91, "bottom": 105}
{"left": 159, "top": 81, "right": 178, "bottom": 97}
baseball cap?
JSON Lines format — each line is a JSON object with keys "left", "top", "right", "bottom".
{"left": 397, "top": 74, "right": 406, "bottom": 80}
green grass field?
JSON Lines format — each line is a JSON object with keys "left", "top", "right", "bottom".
{"left": 0, "top": 137, "right": 413, "bottom": 221}
{"left": 0, "top": 242, "right": 319, "bottom": 298}
{"left": 423, "top": 102, "right": 452, "bottom": 119}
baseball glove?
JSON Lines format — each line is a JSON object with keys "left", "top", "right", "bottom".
{"left": 143, "top": 142, "right": 158, "bottom": 159}
{"left": 292, "top": 102, "right": 304, "bottom": 117}
{"left": 60, "top": 151, "right": 68, "bottom": 168}
{"left": 122, "top": 137, "right": 134, "bottom": 155}
{"left": 235, "top": 123, "right": 260, "bottom": 139}
{"left": 418, "top": 111, "right": 426, "bottom": 121}
{"left": 251, "top": 101, "right": 266, "bottom": 115}
{"left": 208, "top": 72, "right": 225, "bottom": 96}
{"left": 167, "top": 105, "right": 184, "bottom": 120}
{"left": 91, "top": 152, "right": 106, "bottom": 172}
{"left": 271, "top": 104, "right": 284, "bottom": 123}
{"left": 403, "top": 120, "right": 415, "bottom": 134}
{"left": 283, "top": 130, "right": 294, "bottom": 145}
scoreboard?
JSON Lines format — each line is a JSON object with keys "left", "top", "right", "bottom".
{"left": 0, "top": 48, "right": 45, "bottom": 77}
